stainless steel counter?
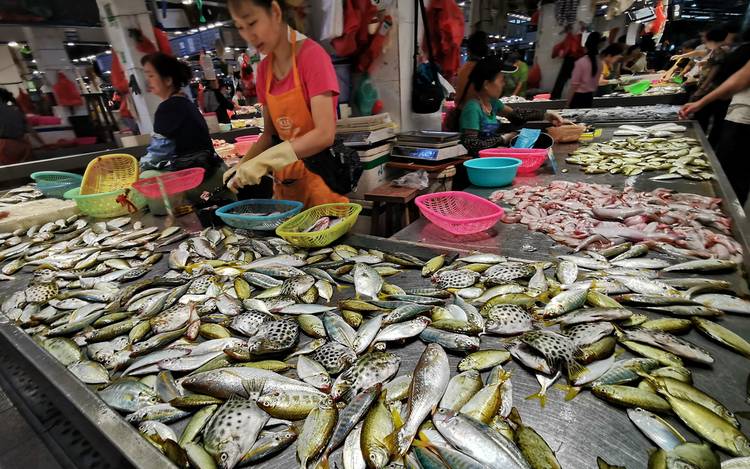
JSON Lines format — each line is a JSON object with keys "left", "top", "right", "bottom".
{"left": 505, "top": 92, "right": 688, "bottom": 111}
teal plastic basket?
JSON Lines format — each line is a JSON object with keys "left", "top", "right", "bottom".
{"left": 30, "top": 171, "right": 83, "bottom": 198}
{"left": 216, "top": 199, "right": 304, "bottom": 231}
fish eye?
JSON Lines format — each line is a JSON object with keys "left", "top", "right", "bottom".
{"left": 220, "top": 453, "right": 229, "bottom": 462}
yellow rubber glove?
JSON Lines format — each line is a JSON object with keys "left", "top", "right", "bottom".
{"left": 222, "top": 167, "right": 236, "bottom": 185}
{"left": 228, "top": 141, "right": 298, "bottom": 193}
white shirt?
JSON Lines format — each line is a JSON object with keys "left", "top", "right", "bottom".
{"left": 727, "top": 87, "right": 750, "bottom": 125}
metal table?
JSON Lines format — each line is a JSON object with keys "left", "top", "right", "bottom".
{"left": 507, "top": 93, "right": 688, "bottom": 111}
{"left": 0, "top": 122, "right": 748, "bottom": 468}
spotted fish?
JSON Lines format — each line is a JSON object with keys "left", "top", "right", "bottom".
{"left": 247, "top": 320, "right": 299, "bottom": 355}
{"left": 431, "top": 270, "right": 480, "bottom": 289}
{"left": 562, "top": 322, "right": 615, "bottom": 348}
{"left": 310, "top": 341, "right": 358, "bottom": 374}
{"left": 331, "top": 351, "right": 401, "bottom": 402}
{"left": 229, "top": 311, "right": 274, "bottom": 337}
{"left": 484, "top": 304, "right": 534, "bottom": 336}
{"left": 24, "top": 281, "right": 58, "bottom": 304}
{"left": 481, "top": 263, "right": 536, "bottom": 285}
{"left": 521, "top": 330, "right": 585, "bottom": 378}
{"left": 202, "top": 381, "right": 269, "bottom": 469}
{"left": 280, "top": 275, "right": 316, "bottom": 299}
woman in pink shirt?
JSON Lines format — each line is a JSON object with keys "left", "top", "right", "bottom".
{"left": 225, "top": 0, "right": 349, "bottom": 207}
{"left": 568, "top": 32, "right": 603, "bottom": 108}
{"left": 569, "top": 34, "right": 624, "bottom": 108}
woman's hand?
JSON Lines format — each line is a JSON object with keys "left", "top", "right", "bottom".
{"left": 679, "top": 100, "right": 705, "bottom": 120}
{"left": 544, "top": 111, "right": 568, "bottom": 126}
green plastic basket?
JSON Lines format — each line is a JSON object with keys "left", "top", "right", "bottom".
{"left": 625, "top": 80, "right": 651, "bottom": 95}
{"left": 30, "top": 171, "right": 82, "bottom": 198}
{"left": 275, "top": 203, "right": 362, "bottom": 248}
{"left": 64, "top": 186, "right": 147, "bottom": 218}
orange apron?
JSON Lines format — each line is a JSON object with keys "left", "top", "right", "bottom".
{"left": 265, "top": 31, "right": 348, "bottom": 208}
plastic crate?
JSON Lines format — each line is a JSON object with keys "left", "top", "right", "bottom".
{"left": 30, "top": 171, "right": 83, "bottom": 198}
{"left": 216, "top": 199, "right": 303, "bottom": 231}
{"left": 276, "top": 203, "right": 362, "bottom": 247}
{"left": 416, "top": 191, "right": 504, "bottom": 235}
{"left": 80, "top": 154, "right": 139, "bottom": 195}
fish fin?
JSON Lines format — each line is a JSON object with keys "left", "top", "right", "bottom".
{"left": 613, "top": 347, "right": 625, "bottom": 357}
{"left": 566, "top": 360, "right": 587, "bottom": 382}
{"left": 555, "top": 384, "right": 582, "bottom": 401}
{"left": 525, "top": 391, "right": 548, "bottom": 408}
{"left": 390, "top": 405, "right": 404, "bottom": 428}
{"left": 508, "top": 407, "right": 522, "bottom": 426}
{"left": 240, "top": 378, "right": 266, "bottom": 400}
{"left": 338, "top": 382, "right": 356, "bottom": 403}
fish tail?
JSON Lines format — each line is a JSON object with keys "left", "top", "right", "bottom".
{"left": 554, "top": 384, "right": 582, "bottom": 400}
{"left": 508, "top": 407, "right": 522, "bottom": 426}
{"left": 524, "top": 391, "right": 548, "bottom": 408}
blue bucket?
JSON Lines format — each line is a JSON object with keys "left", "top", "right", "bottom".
{"left": 463, "top": 157, "right": 522, "bottom": 187}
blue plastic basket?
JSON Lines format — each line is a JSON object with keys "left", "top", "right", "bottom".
{"left": 216, "top": 199, "right": 304, "bottom": 231}
{"left": 30, "top": 171, "right": 83, "bottom": 198}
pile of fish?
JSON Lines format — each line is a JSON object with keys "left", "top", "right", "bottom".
{"left": 2, "top": 215, "right": 750, "bottom": 468}
{"left": 613, "top": 123, "right": 687, "bottom": 138}
{"left": 560, "top": 105, "right": 681, "bottom": 123}
{"left": 0, "top": 185, "right": 44, "bottom": 206}
{"left": 491, "top": 180, "right": 742, "bottom": 261}
{"left": 565, "top": 136, "right": 712, "bottom": 180}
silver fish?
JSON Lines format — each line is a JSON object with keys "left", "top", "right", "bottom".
{"left": 353, "top": 263, "right": 384, "bottom": 300}
{"left": 394, "top": 343, "right": 450, "bottom": 455}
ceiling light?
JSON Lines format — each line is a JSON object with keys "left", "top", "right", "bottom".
{"left": 190, "top": 29, "right": 198, "bottom": 33}
{"left": 199, "top": 26, "right": 207, "bottom": 31}
{"left": 73, "top": 58, "right": 79, "bottom": 62}
{"left": 235, "top": 47, "right": 242, "bottom": 51}
{"left": 183, "top": 55, "right": 189, "bottom": 59}
{"left": 66, "top": 42, "right": 75, "bottom": 46}
{"left": 106, "top": 50, "right": 112, "bottom": 54}
{"left": 213, "top": 22, "right": 223, "bottom": 28}
{"left": 7, "top": 41, "right": 19, "bottom": 47}
{"left": 182, "top": 0, "right": 193, "bottom": 4}
{"left": 175, "top": 31, "right": 183, "bottom": 35}
{"left": 31, "top": 59, "right": 36, "bottom": 63}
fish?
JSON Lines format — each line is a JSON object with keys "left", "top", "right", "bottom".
{"left": 562, "top": 322, "right": 614, "bottom": 347}
{"left": 392, "top": 344, "right": 450, "bottom": 456}
{"left": 484, "top": 304, "right": 534, "bottom": 335}
{"left": 419, "top": 327, "right": 480, "bottom": 352}
{"left": 508, "top": 408, "right": 562, "bottom": 469}
{"left": 353, "top": 263, "right": 384, "bottom": 300}
{"left": 98, "top": 378, "right": 159, "bottom": 413}
{"left": 555, "top": 260, "right": 578, "bottom": 285}
{"left": 439, "top": 370, "right": 484, "bottom": 411}
{"left": 247, "top": 320, "right": 299, "bottom": 355}
{"left": 481, "top": 263, "right": 536, "bottom": 285}
{"left": 433, "top": 408, "right": 532, "bottom": 468}
{"left": 202, "top": 380, "right": 269, "bottom": 469}
{"left": 692, "top": 317, "right": 750, "bottom": 358}
{"left": 325, "top": 385, "right": 381, "bottom": 457}
{"left": 332, "top": 351, "right": 401, "bottom": 402}
{"left": 374, "top": 317, "right": 432, "bottom": 344}
{"left": 432, "top": 269, "right": 480, "bottom": 289}
{"left": 663, "top": 259, "right": 738, "bottom": 273}
{"left": 693, "top": 294, "right": 750, "bottom": 315}
{"left": 361, "top": 395, "right": 396, "bottom": 469}
{"left": 521, "top": 330, "right": 585, "bottom": 378}
{"left": 627, "top": 407, "right": 686, "bottom": 450}
{"left": 619, "top": 328, "right": 714, "bottom": 364}
{"left": 296, "top": 355, "right": 332, "bottom": 391}
{"left": 310, "top": 341, "right": 358, "bottom": 374}
{"left": 540, "top": 288, "right": 588, "bottom": 318}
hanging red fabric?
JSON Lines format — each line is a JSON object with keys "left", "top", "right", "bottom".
{"left": 648, "top": 2, "right": 666, "bottom": 35}
{"left": 552, "top": 32, "right": 584, "bottom": 59}
{"left": 153, "top": 27, "right": 173, "bottom": 55}
{"left": 52, "top": 72, "right": 83, "bottom": 107}
{"left": 423, "top": 0, "right": 465, "bottom": 79}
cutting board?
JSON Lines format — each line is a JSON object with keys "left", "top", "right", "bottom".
{"left": 0, "top": 199, "right": 80, "bottom": 233}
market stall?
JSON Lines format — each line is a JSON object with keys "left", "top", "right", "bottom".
{"left": 0, "top": 115, "right": 747, "bottom": 469}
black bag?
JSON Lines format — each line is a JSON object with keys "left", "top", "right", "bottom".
{"left": 303, "top": 138, "right": 363, "bottom": 195}
{"left": 411, "top": 0, "right": 445, "bottom": 114}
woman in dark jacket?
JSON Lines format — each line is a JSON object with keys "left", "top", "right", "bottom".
{"left": 140, "top": 52, "right": 233, "bottom": 204}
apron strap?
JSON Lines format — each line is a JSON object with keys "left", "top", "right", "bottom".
{"left": 265, "top": 28, "right": 302, "bottom": 94}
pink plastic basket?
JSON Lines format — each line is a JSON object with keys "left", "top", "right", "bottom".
{"left": 132, "top": 168, "right": 205, "bottom": 199}
{"left": 479, "top": 148, "right": 547, "bottom": 175}
{"left": 416, "top": 191, "right": 505, "bottom": 235}
{"left": 234, "top": 135, "right": 261, "bottom": 157}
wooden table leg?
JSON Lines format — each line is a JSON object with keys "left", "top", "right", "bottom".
{"left": 370, "top": 201, "right": 381, "bottom": 236}
{"left": 385, "top": 203, "right": 393, "bottom": 237}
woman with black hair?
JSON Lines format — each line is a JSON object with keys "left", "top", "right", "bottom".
{"left": 140, "top": 52, "right": 232, "bottom": 201}
{"left": 223, "top": 0, "right": 348, "bottom": 208}
{"left": 459, "top": 56, "right": 565, "bottom": 156}
{"left": 0, "top": 88, "right": 42, "bottom": 165}
{"left": 568, "top": 33, "right": 603, "bottom": 108}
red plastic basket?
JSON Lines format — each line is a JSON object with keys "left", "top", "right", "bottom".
{"left": 234, "top": 135, "right": 261, "bottom": 157}
{"left": 132, "top": 168, "right": 205, "bottom": 199}
{"left": 479, "top": 148, "right": 547, "bottom": 175}
{"left": 416, "top": 191, "right": 504, "bottom": 235}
